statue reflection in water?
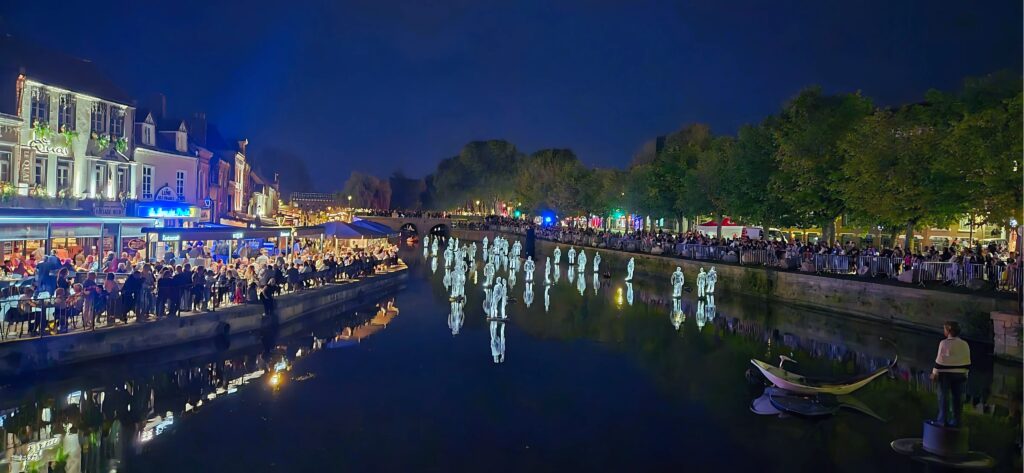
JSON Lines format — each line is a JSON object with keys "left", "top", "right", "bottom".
{"left": 671, "top": 298, "right": 684, "bottom": 330}
{"left": 431, "top": 257, "right": 438, "bottom": 274}
{"left": 490, "top": 320, "right": 506, "bottom": 363}
{"left": 625, "top": 281, "right": 634, "bottom": 306}
{"left": 567, "top": 266, "right": 575, "bottom": 284}
{"left": 482, "top": 287, "right": 493, "bottom": 318}
{"left": 544, "top": 285, "right": 550, "bottom": 312}
{"left": 592, "top": 273, "right": 601, "bottom": 295}
{"left": 696, "top": 295, "right": 716, "bottom": 330}
{"left": 449, "top": 300, "right": 465, "bottom": 335}
{"left": 553, "top": 265, "right": 560, "bottom": 284}
{"left": 577, "top": 270, "right": 586, "bottom": 296}
{"left": 524, "top": 283, "right": 534, "bottom": 308}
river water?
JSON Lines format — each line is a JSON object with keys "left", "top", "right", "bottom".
{"left": 0, "top": 242, "right": 1019, "bottom": 472}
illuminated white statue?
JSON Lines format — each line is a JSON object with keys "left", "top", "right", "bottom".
{"left": 483, "top": 262, "right": 496, "bottom": 286}
{"left": 449, "top": 300, "right": 464, "bottom": 335}
{"left": 626, "top": 258, "right": 635, "bottom": 281}
{"left": 490, "top": 320, "right": 506, "bottom": 363}
{"left": 593, "top": 252, "right": 601, "bottom": 273}
{"left": 482, "top": 236, "right": 489, "bottom": 252}
{"left": 431, "top": 238, "right": 439, "bottom": 257}
{"left": 495, "top": 278, "right": 508, "bottom": 319}
{"left": 524, "top": 283, "right": 534, "bottom": 308}
{"left": 671, "top": 298, "right": 684, "bottom": 330}
{"left": 443, "top": 246, "right": 454, "bottom": 267}
{"left": 577, "top": 250, "right": 587, "bottom": 272}
{"left": 544, "top": 257, "right": 552, "bottom": 285}
{"left": 568, "top": 246, "right": 576, "bottom": 265}
{"left": 706, "top": 267, "right": 717, "bottom": 294}
{"left": 626, "top": 281, "right": 634, "bottom": 306}
{"left": 423, "top": 240, "right": 429, "bottom": 258}
{"left": 523, "top": 256, "right": 535, "bottom": 281}
{"left": 469, "top": 242, "right": 477, "bottom": 262}
{"left": 554, "top": 246, "right": 562, "bottom": 265}
{"left": 697, "top": 268, "right": 707, "bottom": 298}
{"left": 671, "top": 267, "right": 684, "bottom": 297}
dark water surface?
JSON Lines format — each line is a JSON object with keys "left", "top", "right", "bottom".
{"left": 0, "top": 243, "right": 1020, "bottom": 472}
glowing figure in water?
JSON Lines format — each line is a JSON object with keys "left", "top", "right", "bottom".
{"left": 593, "top": 252, "right": 601, "bottom": 273}
{"left": 567, "top": 266, "right": 575, "bottom": 284}
{"left": 544, "top": 285, "right": 550, "bottom": 312}
{"left": 553, "top": 265, "right": 561, "bottom": 284}
{"left": 592, "top": 273, "right": 600, "bottom": 295}
{"left": 576, "top": 270, "right": 586, "bottom": 296}
{"left": 431, "top": 239, "right": 439, "bottom": 257}
{"left": 442, "top": 268, "right": 452, "bottom": 290}
{"left": 626, "top": 281, "right": 634, "bottom": 306}
{"left": 431, "top": 257, "right": 438, "bottom": 274}
{"left": 577, "top": 250, "right": 587, "bottom": 272}
{"left": 697, "top": 267, "right": 707, "bottom": 297}
{"left": 482, "top": 236, "right": 489, "bottom": 253}
{"left": 625, "top": 258, "right": 635, "bottom": 281}
{"left": 671, "top": 267, "right": 684, "bottom": 297}
{"left": 490, "top": 320, "right": 506, "bottom": 364}
{"left": 568, "top": 246, "right": 576, "bottom": 265}
{"left": 524, "top": 283, "right": 534, "bottom": 308}
{"left": 450, "top": 268, "right": 466, "bottom": 300}
{"left": 696, "top": 299, "right": 707, "bottom": 330}
{"left": 507, "top": 271, "right": 517, "bottom": 289}
{"left": 449, "top": 300, "right": 464, "bottom": 335}
{"left": 469, "top": 242, "right": 477, "bottom": 262}
{"left": 706, "top": 267, "right": 717, "bottom": 294}
{"left": 443, "top": 246, "right": 454, "bottom": 267}
{"left": 706, "top": 295, "right": 716, "bottom": 322}
{"left": 496, "top": 278, "right": 508, "bottom": 319}
{"left": 423, "top": 241, "right": 429, "bottom": 258}
{"left": 523, "top": 257, "right": 535, "bottom": 281}
{"left": 483, "top": 262, "right": 496, "bottom": 286}
{"left": 544, "top": 257, "right": 552, "bottom": 285}
{"left": 553, "top": 246, "right": 562, "bottom": 265}
{"left": 482, "top": 287, "right": 493, "bottom": 317}
{"left": 671, "top": 298, "right": 684, "bottom": 330}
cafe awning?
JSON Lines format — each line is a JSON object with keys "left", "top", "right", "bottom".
{"left": 143, "top": 226, "right": 295, "bottom": 242}
{"left": 349, "top": 219, "right": 398, "bottom": 237}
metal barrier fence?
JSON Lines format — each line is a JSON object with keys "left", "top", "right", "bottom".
{"left": 504, "top": 226, "right": 1023, "bottom": 293}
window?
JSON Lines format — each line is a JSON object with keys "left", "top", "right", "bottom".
{"left": 56, "top": 160, "right": 71, "bottom": 189}
{"left": 176, "top": 170, "right": 186, "bottom": 201}
{"left": 30, "top": 88, "right": 49, "bottom": 126}
{"left": 142, "top": 125, "right": 153, "bottom": 146}
{"left": 116, "top": 167, "right": 128, "bottom": 197}
{"left": 58, "top": 94, "right": 76, "bottom": 131}
{"left": 109, "top": 107, "right": 124, "bottom": 137}
{"left": 93, "top": 164, "right": 106, "bottom": 195}
{"left": 0, "top": 149, "right": 10, "bottom": 183}
{"left": 33, "top": 157, "right": 47, "bottom": 186}
{"left": 142, "top": 165, "right": 153, "bottom": 199}
{"left": 91, "top": 103, "right": 107, "bottom": 134}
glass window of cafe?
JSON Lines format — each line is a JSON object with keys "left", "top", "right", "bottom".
{"left": 0, "top": 223, "right": 47, "bottom": 264}
{"left": 49, "top": 222, "right": 103, "bottom": 263}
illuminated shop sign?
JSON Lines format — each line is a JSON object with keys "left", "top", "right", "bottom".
{"left": 162, "top": 234, "right": 181, "bottom": 241}
{"left": 231, "top": 232, "right": 245, "bottom": 239}
{"left": 138, "top": 205, "right": 200, "bottom": 219}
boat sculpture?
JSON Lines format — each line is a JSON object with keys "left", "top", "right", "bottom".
{"left": 749, "top": 356, "right": 896, "bottom": 396}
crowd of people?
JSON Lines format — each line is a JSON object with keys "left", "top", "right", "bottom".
{"left": 474, "top": 218, "right": 1020, "bottom": 290}
{"left": 0, "top": 242, "right": 400, "bottom": 338}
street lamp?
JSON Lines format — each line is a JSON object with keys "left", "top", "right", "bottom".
{"left": 347, "top": 195, "right": 352, "bottom": 208}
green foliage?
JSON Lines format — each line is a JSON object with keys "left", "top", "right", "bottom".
{"left": 514, "top": 149, "right": 588, "bottom": 215}
{"left": 341, "top": 171, "right": 392, "bottom": 209}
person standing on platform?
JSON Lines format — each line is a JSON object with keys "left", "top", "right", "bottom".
{"left": 931, "top": 321, "right": 971, "bottom": 428}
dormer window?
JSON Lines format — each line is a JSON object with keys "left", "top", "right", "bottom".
{"left": 175, "top": 122, "right": 187, "bottom": 153}
{"left": 142, "top": 124, "right": 154, "bottom": 146}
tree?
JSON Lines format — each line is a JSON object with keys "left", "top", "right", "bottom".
{"left": 580, "top": 168, "right": 627, "bottom": 218}
{"left": 718, "top": 121, "right": 797, "bottom": 228}
{"left": 515, "top": 149, "right": 588, "bottom": 215}
{"left": 341, "top": 171, "right": 392, "bottom": 209}
{"left": 431, "top": 140, "right": 525, "bottom": 211}
{"left": 771, "top": 87, "right": 874, "bottom": 244}
{"left": 679, "top": 136, "right": 732, "bottom": 237}
{"left": 839, "top": 105, "right": 966, "bottom": 252}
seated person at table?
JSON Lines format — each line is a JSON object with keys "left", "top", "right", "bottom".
{"left": 18, "top": 287, "right": 40, "bottom": 334}
{"left": 12, "top": 260, "right": 28, "bottom": 277}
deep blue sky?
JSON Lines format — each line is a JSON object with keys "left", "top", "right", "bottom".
{"left": 1, "top": 1, "right": 1020, "bottom": 190}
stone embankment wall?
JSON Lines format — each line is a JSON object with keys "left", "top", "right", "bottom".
{"left": 454, "top": 229, "right": 1018, "bottom": 342}
{"left": 0, "top": 269, "right": 408, "bottom": 376}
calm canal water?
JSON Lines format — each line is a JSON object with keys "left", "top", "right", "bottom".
{"left": 0, "top": 242, "right": 1020, "bottom": 472}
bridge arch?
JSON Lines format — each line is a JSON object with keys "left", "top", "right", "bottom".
{"left": 400, "top": 223, "right": 419, "bottom": 235}
{"left": 429, "top": 224, "right": 450, "bottom": 237}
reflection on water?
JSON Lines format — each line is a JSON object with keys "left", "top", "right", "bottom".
{"left": 423, "top": 237, "right": 1022, "bottom": 470}
{"left": 0, "top": 298, "right": 400, "bottom": 473}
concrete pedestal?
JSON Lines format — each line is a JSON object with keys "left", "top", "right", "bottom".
{"left": 922, "top": 421, "right": 969, "bottom": 457}
{"left": 990, "top": 311, "right": 1022, "bottom": 361}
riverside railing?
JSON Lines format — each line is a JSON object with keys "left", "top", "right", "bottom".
{"left": 0, "top": 259, "right": 401, "bottom": 342}
{"left": 483, "top": 225, "right": 1021, "bottom": 294}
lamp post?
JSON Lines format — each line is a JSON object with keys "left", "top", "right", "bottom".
{"left": 347, "top": 195, "right": 352, "bottom": 209}
{"left": 475, "top": 200, "right": 480, "bottom": 214}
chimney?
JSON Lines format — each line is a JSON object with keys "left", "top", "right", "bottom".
{"left": 189, "top": 112, "right": 208, "bottom": 147}
{"left": 148, "top": 93, "right": 167, "bottom": 120}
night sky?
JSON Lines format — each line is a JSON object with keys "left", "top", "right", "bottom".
{"left": 1, "top": 1, "right": 1020, "bottom": 191}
